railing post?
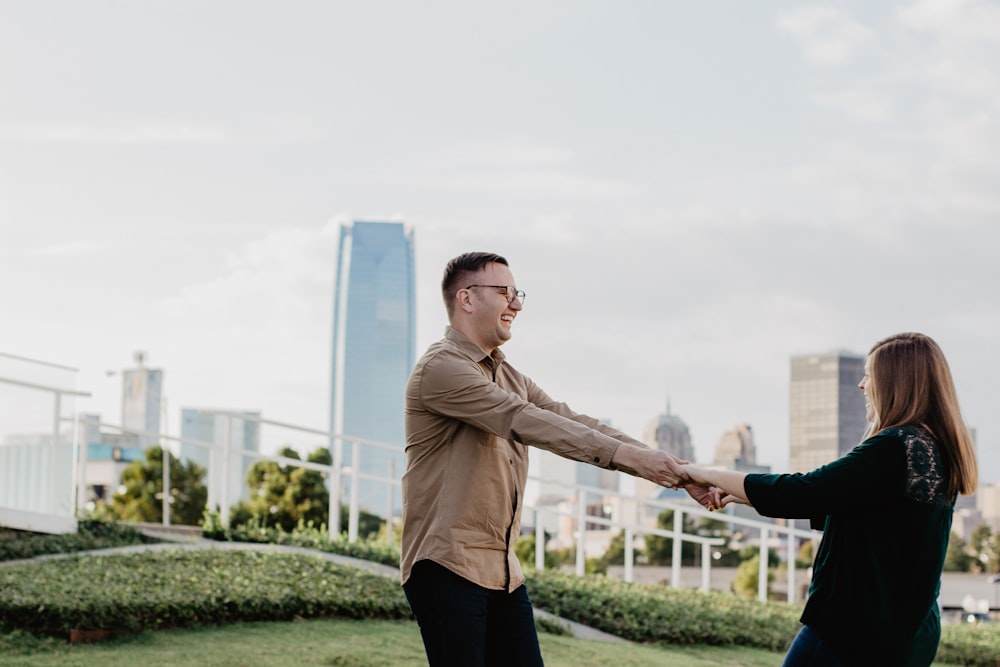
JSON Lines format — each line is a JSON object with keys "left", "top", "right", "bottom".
{"left": 701, "top": 542, "right": 712, "bottom": 593}
{"left": 535, "top": 510, "right": 544, "bottom": 571}
{"left": 162, "top": 440, "right": 171, "bottom": 526}
{"left": 348, "top": 440, "right": 360, "bottom": 542}
{"left": 624, "top": 527, "right": 634, "bottom": 583}
{"left": 386, "top": 458, "right": 395, "bottom": 546}
{"left": 787, "top": 519, "right": 796, "bottom": 603}
{"left": 207, "top": 436, "right": 218, "bottom": 518}
{"left": 758, "top": 527, "right": 770, "bottom": 602}
{"left": 49, "top": 392, "right": 60, "bottom": 514}
{"left": 161, "top": 396, "right": 170, "bottom": 526}
{"left": 75, "top": 414, "right": 88, "bottom": 516}
{"left": 329, "top": 435, "right": 342, "bottom": 536}
{"left": 219, "top": 415, "right": 232, "bottom": 528}
{"left": 671, "top": 509, "right": 682, "bottom": 589}
{"left": 575, "top": 489, "right": 586, "bottom": 577}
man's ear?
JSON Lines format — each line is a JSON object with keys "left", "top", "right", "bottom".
{"left": 456, "top": 288, "right": 475, "bottom": 313}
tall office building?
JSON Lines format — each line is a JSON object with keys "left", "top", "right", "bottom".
{"left": 789, "top": 351, "right": 867, "bottom": 473}
{"left": 643, "top": 405, "right": 695, "bottom": 463}
{"left": 712, "top": 423, "right": 758, "bottom": 469}
{"left": 329, "top": 221, "right": 416, "bottom": 517}
{"left": 180, "top": 408, "right": 260, "bottom": 513}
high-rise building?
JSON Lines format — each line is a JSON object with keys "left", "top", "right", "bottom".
{"left": 788, "top": 351, "right": 867, "bottom": 473}
{"left": 329, "top": 220, "right": 416, "bottom": 517}
{"left": 710, "top": 424, "right": 771, "bottom": 525}
{"left": 180, "top": 408, "right": 260, "bottom": 513}
{"left": 643, "top": 405, "right": 695, "bottom": 463}
{"left": 121, "top": 351, "right": 162, "bottom": 449}
{"left": 712, "top": 424, "right": 758, "bottom": 469}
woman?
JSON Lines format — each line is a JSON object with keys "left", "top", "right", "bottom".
{"left": 681, "top": 332, "right": 977, "bottom": 666}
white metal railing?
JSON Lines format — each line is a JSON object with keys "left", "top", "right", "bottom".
{"left": 0, "top": 368, "right": 816, "bottom": 602}
{"left": 0, "top": 355, "right": 90, "bottom": 533}
{"left": 73, "top": 412, "right": 818, "bottom": 604}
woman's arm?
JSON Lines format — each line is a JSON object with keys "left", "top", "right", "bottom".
{"left": 681, "top": 464, "right": 750, "bottom": 507}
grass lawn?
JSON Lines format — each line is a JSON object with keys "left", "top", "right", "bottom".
{"left": 0, "top": 617, "right": 792, "bottom": 667}
{"left": 0, "top": 617, "right": 970, "bottom": 667}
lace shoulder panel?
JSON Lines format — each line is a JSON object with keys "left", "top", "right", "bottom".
{"left": 890, "top": 426, "right": 953, "bottom": 506}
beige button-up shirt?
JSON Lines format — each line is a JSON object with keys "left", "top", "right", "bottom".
{"left": 401, "top": 326, "right": 645, "bottom": 592}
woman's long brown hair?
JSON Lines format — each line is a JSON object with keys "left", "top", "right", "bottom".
{"left": 867, "top": 332, "right": 978, "bottom": 496}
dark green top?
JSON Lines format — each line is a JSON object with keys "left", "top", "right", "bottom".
{"left": 745, "top": 426, "right": 955, "bottom": 667}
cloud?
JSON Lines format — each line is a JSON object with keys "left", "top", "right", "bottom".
{"left": 811, "top": 89, "right": 895, "bottom": 123}
{"left": 897, "top": 0, "right": 1000, "bottom": 41}
{"left": 154, "top": 226, "right": 340, "bottom": 425}
{"left": 777, "top": 6, "right": 874, "bottom": 64}
{"left": 0, "top": 122, "right": 231, "bottom": 144}
{"left": 0, "top": 115, "right": 327, "bottom": 145}
{"left": 28, "top": 240, "right": 105, "bottom": 256}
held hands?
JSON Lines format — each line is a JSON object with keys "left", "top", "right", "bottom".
{"left": 677, "top": 463, "right": 747, "bottom": 511}
{"left": 633, "top": 452, "right": 722, "bottom": 511}
{"left": 616, "top": 446, "right": 746, "bottom": 511}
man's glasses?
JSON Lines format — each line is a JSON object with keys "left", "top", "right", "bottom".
{"left": 465, "top": 284, "right": 526, "bottom": 304}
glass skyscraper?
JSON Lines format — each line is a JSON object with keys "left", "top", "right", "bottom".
{"left": 788, "top": 351, "right": 867, "bottom": 473}
{"left": 329, "top": 221, "right": 415, "bottom": 518}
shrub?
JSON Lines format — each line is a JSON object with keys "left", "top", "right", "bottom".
{"left": 0, "top": 550, "right": 410, "bottom": 637}
{"left": 525, "top": 569, "right": 800, "bottom": 651}
{"left": 0, "top": 521, "right": 155, "bottom": 563}
{"left": 203, "top": 515, "right": 400, "bottom": 568}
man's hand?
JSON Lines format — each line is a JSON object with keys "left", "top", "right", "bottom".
{"left": 617, "top": 446, "right": 688, "bottom": 487}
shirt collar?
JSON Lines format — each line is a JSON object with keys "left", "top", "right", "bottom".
{"left": 444, "top": 325, "right": 506, "bottom": 366}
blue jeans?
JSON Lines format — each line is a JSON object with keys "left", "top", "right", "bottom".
{"left": 403, "top": 560, "right": 544, "bottom": 667}
{"left": 782, "top": 625, "right": 844, "bottom": 667}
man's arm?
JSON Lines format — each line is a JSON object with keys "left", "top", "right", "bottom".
{"left": 610, "top": 443, "right": 687, "bottom": 488}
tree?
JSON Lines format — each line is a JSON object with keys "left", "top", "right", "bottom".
{"left": 732, "top": 554, "right": 774, "bottom": 598}
{"left": 229, "top": 444, "right": 382, "bottom": 538}
{"left": 944, "top": 531, "right": 974, "bottom": 572}
{"left": 795, "top": 540, "right": 815, "bottom": 569}
{"left": 230, "top": 446, "right": 328, "bottom": 532}
{"left": 968, "top": 525, "right": 1000, "bottom": 574}
{"left": 644, "top": 509, "right": 698, "bottom": 566}
{"left": 600, "top": 529, "right": 638, "bottom": 566}
{"left": 514, "top": 533, "right": 556, "bottom": 569}
{"left": 111, "top": 445, "right": 207, "bottom": 526}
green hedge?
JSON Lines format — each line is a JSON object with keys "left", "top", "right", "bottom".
{"left": 526, "top": 570, "right": 1000, "bottom": 666}
{"left": 0, "top": 521, "right": 155, "bottom": 562}
{"left": 0, "top": 550, "right": 410, "bottom": 636}
{"left": 526, "top": 569, "right": 800, "bottom": 651}
{"left": 203, "top": 517, "right": 401, "bottom": 568}
{"left": 3, "top": 529, "right": 999, "bottom": 665}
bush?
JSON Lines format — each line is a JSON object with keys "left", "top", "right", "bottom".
{"left": 0, "top": 521, "right": 155, "bottom": 562}
{"left": 0, "top": 550, "right": 410, "bottom": 637}
{"left": 525, "top": 569, "right": 800, "bottom": 651}
{"left": 203, "top": 515, "right": 400, "bottom": 568}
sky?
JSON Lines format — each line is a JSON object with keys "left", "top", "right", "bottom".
{"left": 2, "top": 1, "right": 999, "bottom": 481}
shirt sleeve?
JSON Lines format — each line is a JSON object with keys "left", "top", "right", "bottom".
{"left": 417, "top": 349, "right": 625, "bottom": 468}
{"left": 744, "top": 430, "right": 906, "bottom": 519}
{"left": 518, "top": 372, "right": 648, "bottom": 449}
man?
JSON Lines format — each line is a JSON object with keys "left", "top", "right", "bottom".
{"left": 401, "top": 251, "right": 698, "bottom": 666}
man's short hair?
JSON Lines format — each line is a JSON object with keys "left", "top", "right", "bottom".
{"left": 441, "top": 252, "right": 509, "bottom": 316}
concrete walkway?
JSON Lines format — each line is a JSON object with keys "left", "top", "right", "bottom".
{"left": 2, "top": 528, "right": 627, "bottom": 643}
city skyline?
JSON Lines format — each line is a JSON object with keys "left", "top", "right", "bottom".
{"left": 2, "top": 2, "right": 998, "bottom": 481}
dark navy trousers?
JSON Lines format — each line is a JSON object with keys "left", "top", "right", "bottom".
{"left": 403, "top": 559, "right": 544, "bottom": 667}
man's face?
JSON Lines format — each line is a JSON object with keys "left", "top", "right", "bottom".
{"left": 465, "top": 262, "right": 523, "bottom": 353}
